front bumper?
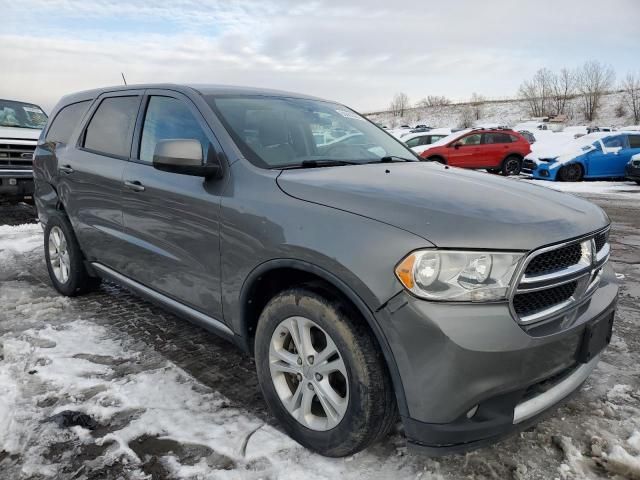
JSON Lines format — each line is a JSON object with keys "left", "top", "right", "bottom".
{"left": 0, "top": 169, "right": 34, "bottom": 200}
{"left": 377, "top": 263, "right": 618, "bottom": 453}
{"left": 625, "top": 163, "right": 640, "bottom": 181}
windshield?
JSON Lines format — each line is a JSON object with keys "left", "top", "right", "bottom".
{"left": 0, "top": 100, "right": 48, "bottom": 129}
{"left": 207, "top": 95, "right": 418, "bottom": 168}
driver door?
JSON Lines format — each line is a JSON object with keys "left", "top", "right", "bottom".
{"left": 119, "top": 89, "right": 228, "bottom": 320}
{"left": 447, "top": 133, "right": 483, "bottom": 167}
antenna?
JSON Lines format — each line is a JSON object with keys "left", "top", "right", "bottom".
{"left": 121, "top": 72, "right": 127, "bottom": 86}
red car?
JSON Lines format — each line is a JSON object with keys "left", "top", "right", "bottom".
{"left": 418, "top": 128, "right": 531, "bottom": 175}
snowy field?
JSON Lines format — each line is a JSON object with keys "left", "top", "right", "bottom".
{"left": 1, "top": 185, "right": 639, "bottom": 479}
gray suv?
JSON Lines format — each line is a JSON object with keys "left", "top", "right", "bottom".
{"left": 33, "top": 84, "right": 618, "bottom": 457}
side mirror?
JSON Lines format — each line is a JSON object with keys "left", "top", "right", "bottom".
{"left": 153, "top": 139, "right": 222, "bottom": 178}
{"left": 452, "top": 142, "right": 462, "bottom": 149}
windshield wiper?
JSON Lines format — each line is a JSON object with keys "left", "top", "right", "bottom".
{"left": 374, "top": 156, "right": 417, "bottom": 163}
{"left": 277, "top": 159, "right": 360, "bottom": 170}
{"left": 0, "top": 124, "right": 42, "bottom": 130}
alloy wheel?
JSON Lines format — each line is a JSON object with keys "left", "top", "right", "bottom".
{"left": 505, "top": 158, "right": 521, "bottom": 175}
{"left": 48, "top": 226, "right": 71, "bottom": 284}
{"left": 269, "top": 316, "right": 349, "bottom": 431}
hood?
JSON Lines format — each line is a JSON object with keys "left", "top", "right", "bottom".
{"left": 0, "top": 126, "right": 42, "bottom": 141}
{"left": 277, "top": 162, "right": 609, "bottom": 251}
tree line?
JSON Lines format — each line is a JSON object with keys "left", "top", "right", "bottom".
{"left": 389, "top": 60, "right": 640, "bottom": 124}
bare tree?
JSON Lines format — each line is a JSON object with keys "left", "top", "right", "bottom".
{"left": 458, "top": 106, "right": 475, "bottom": 128}
{"left": 622, "top": 72, "right": 640, "bottom": 123}
{"left": 549, "top": 68, "right": 575, "bottom": 116}
{"left": 575, "top": 60, "right": 615, "bottom": 122}
{"left": 417, "top": 95, "right": 451, "bottom": 108}
{"left": 389, "top": 92, "right": 410, "bottom": 118}
{"left": 518, "top": 68, "right": 554, "bottom": 117}
{"left": 469, "top": 92, "right": 485, "bottom": 120}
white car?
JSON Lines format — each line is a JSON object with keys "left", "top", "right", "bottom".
{"left": 404, "top": 128, "right": 452, "bottom": 154}
{"left": 0, "top": 99, "right": 47, "bottom": 203}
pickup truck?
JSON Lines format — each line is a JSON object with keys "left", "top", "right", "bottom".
{"left": 0, "top": 99, "right": 48, "bottom": 203}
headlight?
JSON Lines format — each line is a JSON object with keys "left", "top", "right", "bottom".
{"left": 395, "top": 250, "right": 524, "bottom": 302}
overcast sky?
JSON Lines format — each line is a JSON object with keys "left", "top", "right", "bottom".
{"left": 1, "top": 0, "right": 639, "bottom": 113}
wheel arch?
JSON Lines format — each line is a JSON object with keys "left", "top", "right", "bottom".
{"left": 559, "top": 162, "right": 585, "bottom": 181}
{"left": 237, "top": 258, "right": 409, "bottom": 416}
{"left": 501, "top": 152, "right": 524, "bottom": 163}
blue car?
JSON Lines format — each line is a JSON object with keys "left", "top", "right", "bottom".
{"left": 531, "top": 132, "right": 640, "bottom": 181}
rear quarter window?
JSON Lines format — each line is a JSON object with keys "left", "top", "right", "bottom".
{"left": 82, "top": 96, "right": 140, "bottom": 158}
{"left": 45, "top": 100, "right": 92, "bottom": 144}
{"left": 484, "top": 133, "right": 512, "bottom": 144}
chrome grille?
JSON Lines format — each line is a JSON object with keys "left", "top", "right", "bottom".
{"left": 525, "top": 243, "right": 582, "bottom": 276}
{"left": 0, "top": 143, "right": 35, "bottom": 169}
{"left": 513, "top": 281, "right": 577, "bottom": 317}
{"left": 594, "top": 231, "right": 608, "bottom": 253}
{"left": 511, "top": 228, "right": 610, "bottom": 324}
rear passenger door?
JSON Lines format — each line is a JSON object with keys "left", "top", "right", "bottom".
{"left": 481, "top": 133, "right": 512, "bottom": 168}
{"left": 59, "top": 91, "right": 143, "bottom": 269}
{"left": 119, "top": 90, "right": 227, "bottom": 321}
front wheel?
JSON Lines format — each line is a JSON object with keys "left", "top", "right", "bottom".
{"left": 559, "top": 164, "right": 584, "bottom": 182}
{"left": 501, "top": 156, "right": 522, "bottom": 176}
{"left": 254, "top": 287, "right": 396, "bottom": 457}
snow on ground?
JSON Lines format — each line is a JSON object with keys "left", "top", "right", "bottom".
{"left": 522, "top": 179, "right": 640, "bottom": 196}
{"left": 1, "top": 201, "right": 640, "bottom": 479}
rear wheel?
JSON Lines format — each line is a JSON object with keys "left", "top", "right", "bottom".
{"left": 254, "top": 287, "right": 396, "bottom": 457}
{"left": 44, "top": 212, "right": 101, "bottom": 296}
{"left": 559, "top": 164, "right": 584, "bottom": 182}
{"left": 501, "top": 156, "right": 522, "bottom": 176}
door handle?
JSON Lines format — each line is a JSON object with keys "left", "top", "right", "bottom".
{"left": 59, "top": 165, "right": 74, "bottom": 174}
{"left": 124, "top": 180, "right": 145, "bottom": 192}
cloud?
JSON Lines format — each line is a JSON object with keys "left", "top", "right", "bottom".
{"left": 1, "top": 0, "right": 638, "bottom": 112}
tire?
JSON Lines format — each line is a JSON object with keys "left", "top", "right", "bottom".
{"left": 254, "top": 287, "right": 396, "bottom": 457}
{"left": 44, "top": 212, "right": 101, "bottom": 296}
{"left": 501, "top": 155, "right": 522, "bottom": 176}
{"left": 635, "top": 180, "right": 640, "bottom": 185}
{"left": 559, "top": 164, "right": 584, "bottom": 182}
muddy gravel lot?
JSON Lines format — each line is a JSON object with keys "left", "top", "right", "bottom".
{"left": 0, "top": 187, "right": 639, "bottom": 480}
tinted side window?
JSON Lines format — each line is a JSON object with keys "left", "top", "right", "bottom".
{"left": 405, "top": 137, "right": 421, "bottom": 148}
{"left": 460, "top": 134, "right": 481, "bottom": 145}
{"left": 45, "top": 101, "right": 92, "bottom": 144}
{"left": 629, "top": 135, "right": 640, "bottom": 148}
{"left": 602, "top": 136, "right": 624, "bottom": 149}
{"left": 83, "top": 96, "right": 140, "bottom": 158}
{"left": 139, "top": 96, "right": 209, "bottom": 163}
{"left": 484, "top": 133, "right": 512, "bottom": 144}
